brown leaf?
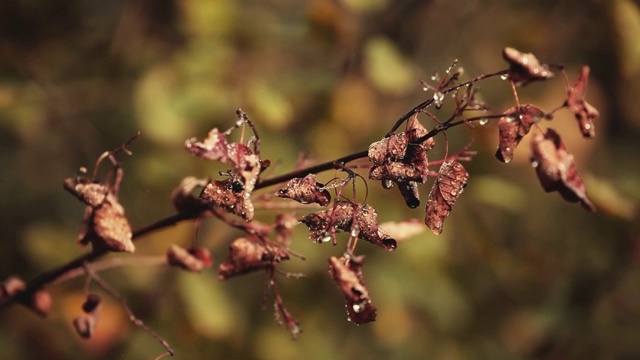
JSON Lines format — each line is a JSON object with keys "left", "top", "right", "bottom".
{"left": 73, "top": 316, "right": 97, "bottom": 339}
{"left": 328, "top": 255, "right": 377, "bottom": 324}
{"left": 1, "top": 277, "right": 51, "bottom": 318}
{"left": 495, "top": 104, "right": 546, "bottom": 163}
{"left": 425, "top": 161, "right": 469, "bottom": 234}
{"left": 184, "top": 128, "right": 230, "bottom": 161}
{"left": 300, "top": 202, "right": 397, "bottom": 251}
{"left": 565, "top": 65, "right": 598, "bottom": 138}
{"left": 530, "top": 129, "right": 595, "bottom": 211}
{"left": 276, "top": 174, "right": 331, "bottom": 206}
{"left": 201, "top": 178, "right": 254, "bottom": 221}
{"left": 502, "top": 47, "right": 554, "bottom": 86}
{"left": 63, "top": 178, "right": 108, "bottom": 207}
{"left": 91, "top": 192, "right": 135, "bottom": 253}
{"left": 218, "top": 236, "right": 290, "bottom": 280}
{"left": 166, "top": 244, "right": 213, "bottom": 272}
{"left": 170, "top": 177, "right": 211, "bottom": 214}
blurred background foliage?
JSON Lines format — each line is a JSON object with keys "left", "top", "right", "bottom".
{"left": 1, "top": 0, "right": 639, "bottom": 359}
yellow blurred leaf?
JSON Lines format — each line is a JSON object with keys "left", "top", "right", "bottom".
{"left": 364, "top": 37, "right": 418, "bottom": 95}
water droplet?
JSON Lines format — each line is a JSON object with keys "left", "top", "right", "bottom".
{"left": 320, "top": 235, "right": 332, "bottom": 243}
{"left": 531, "top": 160, "right": 539, "bottom": 168}
{"left": 500, "top": 74, "right": 509, "bottom": 80}
{"left": 433, "top": 92, "right": 444, "bottom": 103}
{"left": 352, "top": 303, "right": 362, "bottom": 313}
{"left": 506, "top": 116, "right": 516, "bottom": 123}
{"left": 584, "top": 123, "right": 592, "bottom": 130}
{"left": 479, "top": 118, "right": 489, "bottom": 126}
{"left": 422, "top": 86, "right": 429, "bottom": 92}
{"left": 430, "top": 75, "right": 437, "bottom": 81}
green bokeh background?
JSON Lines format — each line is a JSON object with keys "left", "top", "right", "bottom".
{"left": 1, "top": 0, "right": 639, "bottom": 359}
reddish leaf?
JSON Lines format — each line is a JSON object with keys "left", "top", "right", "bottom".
{"left": 73, "top": 316, "right": 97, "bottom": 339}
{"left": 368, "top": 114, "right": 433, "bottom": 209}
{"left": 166, "top": 245, "right": 213, "bottom": 272}
{"left": 328, "top": 255, "right": 377, "bottom": 324}
{"left": 495, "top": 104, "right": 545, "bottom": 163}
{"left": 530, "top": 129, "right": 595, "bottom": 211}
{"left": 276, "top": 174, "right": 331, "bottom": 206}
{"left": 300, "top": 202, "right": 397, "bottom": 251}
{"left": 425, "top": 161, "right": 469, "bottom": 234}
{"left": 218, "top": 236, "right": 290, "bottom": 280}
{"left": 565, "top": 65, "right": 598, "bottom": 138}
{"left": 171, "top": 177, "right": 211, "bottom": 214}
{"left": 184, "top": 128, "right": 230, "bottom": 161}
{"left": 201, "top": 178, "right": 255, "bottom": 221}
{"left": 1, "top": 278, "right": 52, "bottom": 318}
{"left": 502, "top": 47, "right": 554, "bottom": 86}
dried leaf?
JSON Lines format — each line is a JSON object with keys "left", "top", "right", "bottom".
{"left": 502, "top": 47, "right": 554, "bottom": 86}
{"left": 300, "top": 202, "right": 397, "bottom": 251}
{"left": 91, "top": 192, "right": 135, "bottom": 253}
{"left": 276, "top": 174, "right": 331, "bottom": 206}
{"left": 425, "top": 161, "right": 469, "bottom": 235}
{"left": 184, "top": 128, "right": 230, "bottom": 161}
{"left": 565, "top": 65, "right": 598, "bottom": 138}
{"left": 201, "top": 178, "right": 254, "bottom": 221}
{"left": 218, "top": 236, "right": 290, "bottom": 280}
{"left": 328, "top": 255, "right": 377, "bottom": 324}
{"left": 495, "top": 104, "right": 545, "bottom": 163}
{"left": 167, "top": 245, "right": 213, "bottom": 272}
{"left": 530, "top": 129, "right": 595, "bottom": 211}
{"left": 171, "top": 177, "right": 211, "bottom": 214}
{"left": 63, "top": 178, "right": 108, "bottom": 207}
{"left": 73, "top": 316, "right": 97, "bottom": 339}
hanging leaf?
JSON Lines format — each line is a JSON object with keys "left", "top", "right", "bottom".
{"left": 167, "top": 245, "right": 213, "bottom": 273}
{"left": 300, "top": 202, "right": 397, "bottom": 251}
{"left": 565, "top": 65, "right": 598, "bottom": 138}
{"left": 425, "top": 161, "right": 469, "bottom": 235}
{"left": 276, "top": 174, "right": 331, "bottom": 206}
{"left": 328, "top": 255, "right": 377, "bottom": 324}
{"left": 495, "top": 104, "right": 546, "bottom": 163}
{"left": 218, "top": 236, "right": 290, "bottom": 280}
{"left": 502, "top": 47, "right": 554, "bottom": 86}
{"left": 530, "top": 129, "right": 595, "bottom": 211}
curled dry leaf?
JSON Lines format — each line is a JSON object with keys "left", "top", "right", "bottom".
{"left": 495, "top": 104, "right": 546, "bottom": 163}
{"left": 63, "top": 178, "right": 108, "bottom": 207}
{"left": 276, "top": 174, "right": 331, "bottom": 206}
{"left": 502, "top": 47, "right": 554, "bottom": 86}
{"left": 328, "top": 255, "right": 377, "bottom": 324}
{"left": 73, "top": 316, "right": 97, "bottom": 339}
{"left": 166, "top": 244, "right": 213, "bottom": 272}
{"left": 201, "top": 178, "right": 255, "bottom": 221}
{"left": 530, "top": 128, "right": 595, "bottom": 212}
{"left": 300, "top": 202, "right": 397, "bottom": 251}
{"left": 65, "top": 176, "right": 134, "bottom": 253}
{"left": 184, "top": 128, "right": 230, "bottom": 162}
{"left": 425, "top": 161, "right": 469, "bottom": 235}
{"left": 171, "top": 176, "right": 211, "bottom": 214}
{"left": 368, "top": 114, "right": 433, "bottom": 208}
{"left": 218, "top": 236, "right": 290, "bottom": 280}
{"left": 1, "top": 277, "right": 52, "bottom": 318}
{"left": 74, "top": 294, "right": 102, "bottom": 339}
{"left": 90, "top": 192, "right": 135, "bottom": 253}
{"left": 565, "top": 65, "right": 598, "bottom": 138}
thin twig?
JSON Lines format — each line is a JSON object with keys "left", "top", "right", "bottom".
{"left": 83, "top": 262, "right": 175, "bottom": 356}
